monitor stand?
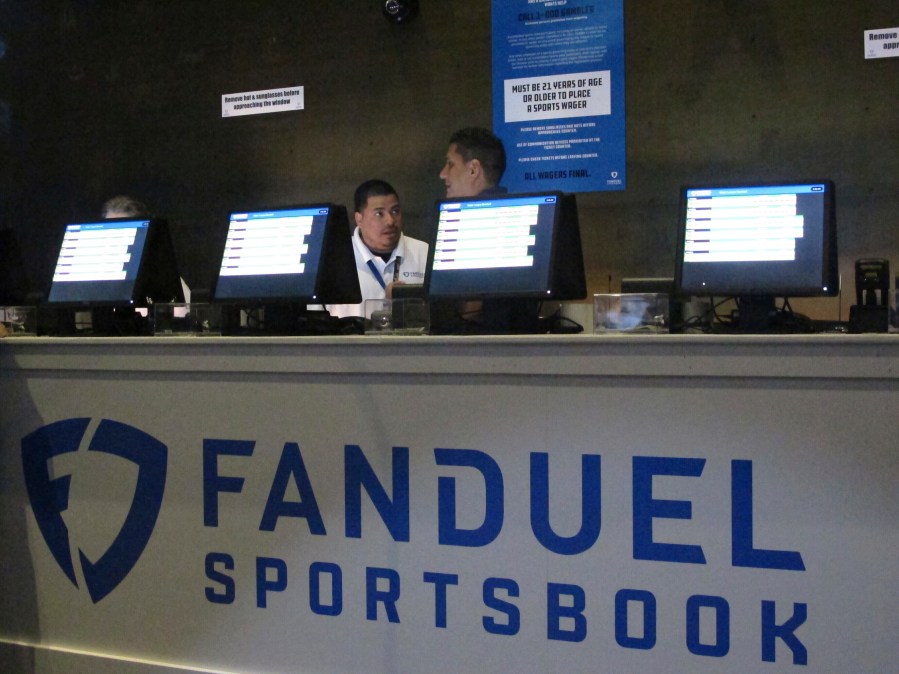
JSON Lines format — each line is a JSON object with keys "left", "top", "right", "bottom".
{"left": 480, "top": 298, "right": 543, "bottom": 334}
{"left": 428, "top": 297, "right": 545, "bottom": 335}
{"left": 734, "top": 295, "right": 776, "bottom": 333}
{"left": 220, "top": 302, "right": 344, "bottom": 336}
{"left": 90, "top": 306, "right": 147, "bottom": 336}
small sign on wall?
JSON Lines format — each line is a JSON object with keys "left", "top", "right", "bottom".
{"left": 221, "top": 86, "right": 305, "bottom": 117}
{"left": 864, "top": 27, "right": 899, "bottom": 59}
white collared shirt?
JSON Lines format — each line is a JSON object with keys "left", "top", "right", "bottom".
{"left": 327, "top": 227, "right": 428, "bottom": 318}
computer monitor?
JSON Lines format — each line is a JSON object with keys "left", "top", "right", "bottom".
{"left": 46, "top": 218, "right": 182, "bottom": 307}
{"left": 211, "top": 203, "right": 361, "bottom": 305}
{"left": 675, "top": 180, "right": 838, "bottom": 331}
{"left": 424, "top": 191, "right": 586, "bottom": 303}
{"left": 0, "top": 228, "right": 30, "bottom": 305}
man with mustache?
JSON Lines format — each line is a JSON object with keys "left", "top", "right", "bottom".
{"left": 327, "top": 179, "right": 428, "bottom": 319}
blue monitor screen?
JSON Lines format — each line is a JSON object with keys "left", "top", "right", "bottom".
{"left": 426, "top": 192, "right": 569, "bottom": 299}
{"left": 213, "top": 206, "right": 330, "bottom": 301}
{"left": 676, "top": 181, "right": 838, "bottom": 297}
{"left": 47, "top": 219, "right": 153, "bottom": 304}
{"left": 212, "top": 204, "right": 360, "bottom": 305}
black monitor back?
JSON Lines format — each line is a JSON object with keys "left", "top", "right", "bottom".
{"left": 211, "top": 203, "right": 360, "bottom": 305}
{"left": 423, "top": 191, "right": 585, "bottom": 334}
{"left": 0, "top": 229, "right": 30, "bottom": 305}
{"left": 45, "top": 218, "right": 182, "bottom": 308}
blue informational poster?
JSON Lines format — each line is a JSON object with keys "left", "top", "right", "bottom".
{"left": 492, "top": 1, "right": 626, "bottom": 193}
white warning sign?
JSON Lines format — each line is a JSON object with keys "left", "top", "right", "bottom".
{"left": 503, "top": 71, "right": 610, "bottom": 123}
{"left": 864, "top": 27, "right": 899, "bottom": 59}
{"left": 222, "top": 86, "right": 305, "bottom": 118}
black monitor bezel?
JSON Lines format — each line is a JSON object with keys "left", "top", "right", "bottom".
{"left": 422, "top": 190, "right": 586, "bottom": 302}
{"left": 210, "top": 202, "right": 361, "bottom": 306}
{"left": 674, "top": 179, "right": 839, "bottom": 299}
{"left": 44, "top": 217, "right": 183, "bottom": 308}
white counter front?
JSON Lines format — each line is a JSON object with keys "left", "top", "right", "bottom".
{"left": 1, "top": 335, "right": 897, "bottom": 673}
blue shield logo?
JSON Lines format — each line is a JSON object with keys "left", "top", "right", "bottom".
{"left": 21, "top": 418, "right": 167, "bottom": 603}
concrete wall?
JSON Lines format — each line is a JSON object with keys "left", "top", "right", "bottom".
{"left": 2, "top": 1, "right": 897, "bottom": 318}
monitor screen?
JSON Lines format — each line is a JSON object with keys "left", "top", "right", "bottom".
{"left": 211, "top": 204, "right": 360, "bottom": 304}
{"left": 46, "top": 218, "right": 181, "bottom": 306}
{"left": 424, "top": 191, "right": 586, "bottom": 301}
{"left": 675, "top": 181, "right": 838, "bottom": 299}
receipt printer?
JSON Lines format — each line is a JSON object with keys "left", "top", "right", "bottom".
{"left": 849, "top": 258, "right": 890, "bottom": 333}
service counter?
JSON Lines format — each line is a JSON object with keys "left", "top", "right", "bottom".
{"left": 1, "top": 334, "right": 897, "bottom": 673}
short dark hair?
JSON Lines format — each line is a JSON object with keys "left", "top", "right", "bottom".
{"left": 353, "top": 179, "right": 399, "bottom": 213}
{"left": 448, "top": 127, "right": 506, "bottom": 186}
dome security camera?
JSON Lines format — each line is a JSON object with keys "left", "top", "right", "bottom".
{"left": 383, "top": 0, "right": 419, "bottom": 24}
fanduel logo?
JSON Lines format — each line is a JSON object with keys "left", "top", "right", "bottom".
{"left": 21, "top": 418, "right": 167, "bottom": 603}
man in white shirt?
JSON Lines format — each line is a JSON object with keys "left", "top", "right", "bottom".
{"left": 327, "top": 179, "right": 428, "bottom": 319}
